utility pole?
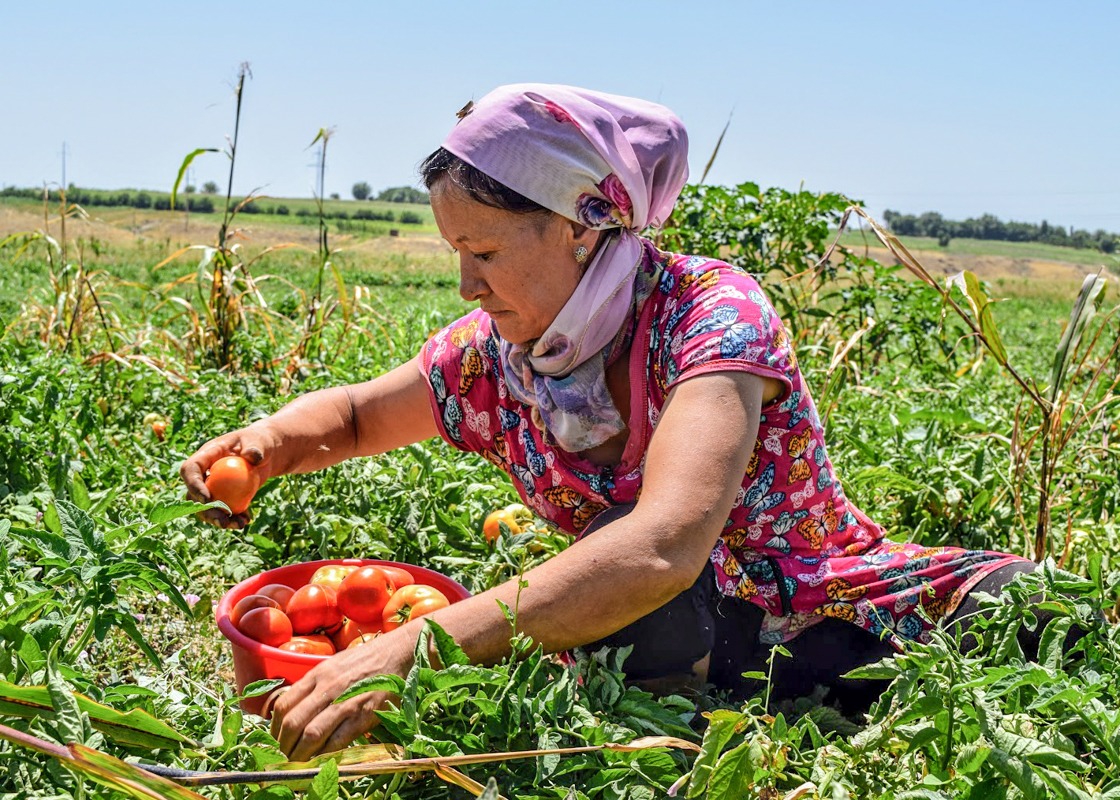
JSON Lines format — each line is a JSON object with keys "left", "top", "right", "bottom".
{"left": 60, "top": 141, "right": 68, "bottom": 193}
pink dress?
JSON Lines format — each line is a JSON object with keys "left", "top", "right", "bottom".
{"left": 420, "top": 240, "right": 1027, "bottom": 648}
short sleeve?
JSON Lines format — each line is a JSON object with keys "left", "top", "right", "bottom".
{"left": 656, "top": 263, "right": 795, "bottom": 400}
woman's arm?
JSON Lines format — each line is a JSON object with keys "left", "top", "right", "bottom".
{"left": 271, "top": 369, "right": 768, "bottom": 758}
{"left": 181, "top": 355, "right": 439, "bottom": 525}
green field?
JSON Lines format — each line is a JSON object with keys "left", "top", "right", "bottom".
{"left": 837, "top": 229, "right": 1120, "bottom": 268}
{"left": 1, "top": 185, "right": 1119, "bottom": 798}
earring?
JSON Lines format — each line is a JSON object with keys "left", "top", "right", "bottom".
{"left": 574, "top": 245, "right": 589, "bottom": 265}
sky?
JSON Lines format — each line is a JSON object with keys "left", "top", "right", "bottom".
{"left": 2, "top": 1, "right": 1118, "bottom": 232}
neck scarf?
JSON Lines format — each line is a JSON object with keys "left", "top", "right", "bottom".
{"left": 442, "top": 84, "right": 689, "bottom": 452}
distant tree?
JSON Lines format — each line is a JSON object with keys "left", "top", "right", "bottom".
{"left": 329, "top": 192, "right": 340, "bottom": 201}
{"left": 202, "top": 181, "right": 219, "bottom": 194}
{"left": 185, "top": 184, "right": 196, "bottom": 194}
{"left": 352, "top": 181, "right": 372, "bottom": 201}
{"left": 377, "top": 185, "right": 430, "bottom": 204}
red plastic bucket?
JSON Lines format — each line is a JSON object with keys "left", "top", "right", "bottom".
{"left": 216, "top": 558, "right": 471, "bottom": 715}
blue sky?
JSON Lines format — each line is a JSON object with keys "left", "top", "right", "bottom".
{"left": 3, "top": 1, "right": 1117, "bottom": 231}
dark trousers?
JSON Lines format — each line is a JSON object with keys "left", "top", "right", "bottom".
{"left": 581, "top": 509, "right": 1055, "bottom": 713}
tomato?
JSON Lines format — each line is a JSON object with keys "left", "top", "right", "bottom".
{"left": 279, "top": 635, "right": 335, "bottom": 656}
{"left": 237, "top": 606, "right": 292, "bottom": 647}
{"left": 483, "top": 508, "right": 522, "bottom": 544}
{"left": 286, "top": 584, "right": 342, "bottom": 635}
{"left": 230, "top": 594, "right": 281, "bottom": 627}
{"left": 151, "top": 420, "right": 167, "bottom": 441}
{"left": 346, "top": 632, "right": 379, "bottom": 649}
{"left": 337, "top": 566, "right": 396, "bottom": 623}
{"left": 378, "top": 565, "right": 415, "bottom": 588}
{"left": 255, "top": 583, "right": 296, "bottom": 612}
{"left": 331, "top": 617, "right": 381, "bottom": 650}
{"left": 205, "top": 456, "right": 260, "bottom": 515}
{"left": 309, "top": 565, "right": 359, "bottom": 592}
{"left": 382, "top": 584, "right": 450, "bottom": 631}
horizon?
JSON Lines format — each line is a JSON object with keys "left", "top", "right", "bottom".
{"left": 2, "top": 1, "right": 1117, "bottom": 233}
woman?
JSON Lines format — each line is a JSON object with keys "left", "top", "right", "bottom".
{"left": 182, "top": 84, "right": 1031, "bottom": 760}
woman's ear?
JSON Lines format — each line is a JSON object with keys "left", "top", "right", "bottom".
{"left": 568, "top": 220, "right": 602, "bottom": 252}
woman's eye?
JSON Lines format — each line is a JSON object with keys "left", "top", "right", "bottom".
{"left": 473, "top": 252, "right": 494, "bottom": 263}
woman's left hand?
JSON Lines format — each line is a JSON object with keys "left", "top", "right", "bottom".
{"left": 269, "top": 630, "right": 413, "bottom": 760}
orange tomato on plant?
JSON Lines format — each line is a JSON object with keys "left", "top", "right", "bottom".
{"left": 382, "top": 584, "right": 449, "bottom": 631}
{"left": 205, "top": 456, "right": 260, "bottom": 515}
{"left": 482, "top": 504, "right": 530, "bottom": 544}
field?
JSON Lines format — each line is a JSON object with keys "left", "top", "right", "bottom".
{"left": 1, "top": 188, "right": 1119, "bottom": 799}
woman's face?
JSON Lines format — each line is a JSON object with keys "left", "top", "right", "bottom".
{"left": 431, "top": 178, "right": 591, "bottom": 345}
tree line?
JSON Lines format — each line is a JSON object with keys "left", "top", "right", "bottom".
{"left": 884, "top": 209, "right": 1117, "bottom": 253}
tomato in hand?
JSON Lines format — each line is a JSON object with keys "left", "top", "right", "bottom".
{"left": 205, "top": 456, "right": 260, "bottom": 515}
{"left": 337, "top": 566, "right": 396, "bottom": 623}
{"left": 382, "top": 584, "right": 450, "bottom": 631}
{"left": 309, "top": 564, "right": 359, "bottom": 592}
{"left": 255, "top": 583, "right": 296, "bottom": 612}
{"left": 286, "top": 584, "right": 342, "bottom": 635}
{"left": 237, "top": 606, "right": 292, "bottom": 647}
{"left": 230, "top": 594, "right": 281, "bottom": 627}
{"left": 279, "top": 635, "right": 335, "bottom": 656}
{"left": 483, "top": 507, "right": 522, "bottom": 544}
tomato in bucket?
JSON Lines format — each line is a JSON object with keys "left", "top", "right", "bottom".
{"left": 216, "top": 558, "right": 471, "bottom": 715}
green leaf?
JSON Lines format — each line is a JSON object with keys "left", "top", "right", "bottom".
{"left": 307, "top": 757, "right": 339, "bottom": 800}
{"left": 424, "top": 619, "right": 471, "bottom": 667}
{"left": 1048, "top": 271, "right": 1107, "bottom": 405}
{"left": 955, "top": 742, "right": 992, "bottom": 774}
{"left": 148, "top": 500, "right": 220, "bottom": 525}
{"left": 171, "top": 148, "right": 218, "bottom": 210}
{"left": 948, "top": 270, "right": 1009, "bottom": 365}
{"left": 47, "top": 661, "right": 89, "bottom": 745}
{"left": 336, "top": 675, "right": 406, "bottom": 703}
{"left": 1038, "top": 616, "right": 1074, "bottom": 671}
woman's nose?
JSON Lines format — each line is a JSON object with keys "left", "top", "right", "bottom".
{"left": 458, "top": 256, "right": 486, "bottom": 302}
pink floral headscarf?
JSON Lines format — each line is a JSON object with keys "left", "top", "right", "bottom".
{"left": 441, "top": 84, "right": 690, "bottom": 453}
{"left": 443, "top": 84, "right": 689, "bottom": 232}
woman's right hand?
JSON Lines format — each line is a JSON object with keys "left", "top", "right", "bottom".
{"left": 180, "top": 423, "right": 276, "bottom": 529}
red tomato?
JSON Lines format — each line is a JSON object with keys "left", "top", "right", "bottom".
{"left": 279, "top": 635, "right": 335, "bottom": 656}
{"left": 331, "top": 617, "right": 382, "bottom": 650}
{"left": 309, "top": 565, "right": 359, "bottom": 592}
{"left": 286, "top": 584, "right": 342, "bottom": 635}
{"left": 382, "top": 585, "right": 450, "bottom": 631}
{"left": 346, "top": 632, "right": 379, "bottom": 649}
{"left": 255, "top": 583, "right": 296, "bottom": 612}
{"left": 337, "top": 566, "right": 396, "bottom": 623}
{"left": 378, "top": 565, "right": 416, "bottom": 588}
{"left": 237, "top": 606, "right": 292, "bottom": 647}
{"left": 483, "top": 508, "right": 522, "bottom": 544}
{"left": 230, "top": 594, "right": 281, "bottom": 627}
{"left": 205, "top": 456, "right": 260, "bottom": 515}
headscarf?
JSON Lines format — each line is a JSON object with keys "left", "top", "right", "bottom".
{"left": 442, "top": 84, "right": 689, "bottom": 453}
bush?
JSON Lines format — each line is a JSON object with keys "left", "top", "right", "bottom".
{"left": 276, "top": 205, "right": 290, "bottom": 215}
{"left": 399, "top": 210, "right": 423, "bottom": 225}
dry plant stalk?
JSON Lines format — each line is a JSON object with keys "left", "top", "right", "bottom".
{"left": 828, "top": 206, "right": 1116, "bottom": 560}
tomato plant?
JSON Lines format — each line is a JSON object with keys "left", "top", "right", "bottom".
{"left": 205, "top": 455, "right": 260, "bottom": 515}
{"left": 337, "top": 566, "right": 396, "bottom": 623}
{"left": 286, "top": 583, "right": 342, "bottom": 634}
{"left": 237, "top": 606, "right": 293, "bottom": 647}
{"left": 382, "top": 584, "right": 450, "bottom": 631}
